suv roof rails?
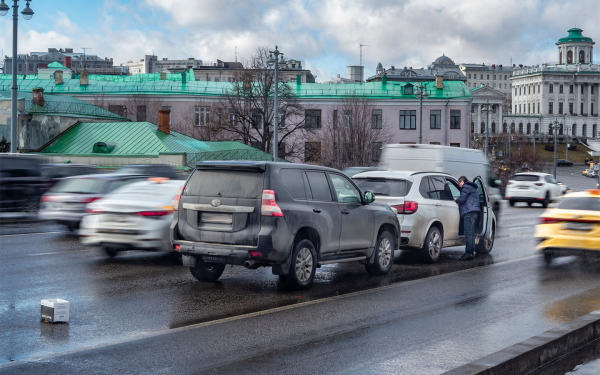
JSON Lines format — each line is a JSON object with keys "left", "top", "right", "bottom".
{"left": 409, "top": 171, "right": 453, "bottom": 176}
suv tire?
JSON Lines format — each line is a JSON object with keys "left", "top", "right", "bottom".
{"left": 366, "top": 231, "right": 395, "bottom": 275}
{"left": 509, "top": 200, "right": 515, "bottom": 207}
{"left": 103, "top": 246, "right": 119, "bottom": 257}
{"left": 420, "top": 226, "right": 442, "bottom": 263}
{"left": 475, "top": 225, "right": 494, "bottom": 254}
{"left": 542, "top": 192, "right": 550, "bottom": 208}
{"left": 189, "top": 259, "right": 226, "bottom": 282}
{"left": 280, "top": 239, "right": 317, "bottom": 290}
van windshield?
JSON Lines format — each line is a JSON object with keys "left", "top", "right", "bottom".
{"left": 353, "top": 178, "right": 411, "bottom": 197}
{"left": 186, "top": 170, "right": 264, "bottom": 198}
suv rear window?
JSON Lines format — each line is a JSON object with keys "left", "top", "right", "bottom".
{"left": 557, "top": 197, "right": 600, "bottom": 211}
{"left": 51, "top": 178, "right": 106, "bottom": 194}
{"left": 186, "top": 170, "right": 264, "bottom": 198}
{"left": 512, "top": 175, "right": 540, "bottom": 182}
{"left": 353, "top": 178, "right": 411, "bottom": 197}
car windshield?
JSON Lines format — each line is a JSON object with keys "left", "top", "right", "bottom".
{"left": 104, "top": 182, "right": 180, "bottom": 205}
{"left": 353, "top": 178, "right": 411, "bottom": 197}
{"left": 557, "top": 197, "right": 600, "bottom": 211}
{"left": 512, "top": 175, "right": 540, "bottom": 182}
{"left": 116, "top": 166, "right": 146, "bottom": 175}
{"left": 50, "top": 178, "right": 106, "bottom": 194}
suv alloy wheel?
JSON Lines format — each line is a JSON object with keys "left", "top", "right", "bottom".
{"left": 365, "top": 231, "right": 395, "bottom": 275}
{"left": 280, "top": 239, "right": 317, "bottom": 290}
{"left": 420, "top": 226, "right": 442, "bottom": 263}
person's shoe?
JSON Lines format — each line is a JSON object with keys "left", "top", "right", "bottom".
{"left": 459, "top": 253, "right": 475, "bottom": 261}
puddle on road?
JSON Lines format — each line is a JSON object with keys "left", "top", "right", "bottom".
{"left": 531, "top": 339, "right": 600, "bottom": 375}
{"left": 542, "top": 287, "right": 600, "bottom": 324}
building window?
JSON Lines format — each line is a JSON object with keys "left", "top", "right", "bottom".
{"left": 535, "top": 123, "right": 539, "bottom": 133}
{"left": 228, "top": 108, "right": 236, "bottom": 127}
{"left": 493, "top": 75, "right": 496, "bottom": 80}
{"left": 569, "top": 103, "right": 574, "bottom": 114}
{"left": 528, "top": 86, "right": 531, "bottom": 94}
{"left": 304, "top": 142, "right": 321, "bottom": 162}
{"left": 527, "top": 123, "right": 531, "bottom": 134}
{"left": 471, "top": 104, "right": 475, "bottom": 113}
{"left": 581, "top": 85, "right": 584, "bottom": 94}
{"left": 468, "top": 74, "right": 471, "bottom": 79}
{"left": 450, "top": 110, "right": 461, "bottom": 129}
{"left": 399, "top": 110, "right": 416, "bottom": 129}
{"left": 480, "top": 74, "right": 483, "bottom": 79}
{"left": 468, "top": 83, "right": 471, "bottom": 87}
{"left": 251, "top": 141, "right": 261, "bottom": 149}
{"left": 493, "top": 105, "right": 497, "bottom": 113}
{"left": 549, "top": 102, "right": 553, "bottom": 114}
{"left": 519, "top": 123, "right": 523, "bottom": 134}
{"left": 372, "top": 109, "right": 382, "bottom": 129}
{"left": 486, "top": 74, "right": 489, "bottom": 80}
{"left": 404, "top": 84, "right": 414, "bottom": 95}
{"left": 528, "top": 103, "right": 531, "bottom": 113}
{"left": 579, "top": 50, "right": 585, "bottom": 63}
{"left": 581, "top": 103, "right": 584, "bottom": 115}
{"left": 371, "top": 142, "right": 382, "bottom": 162}
{"left": 559, "top": 84, "right": 563, "bottom": 93}
{"left": 214, "top": 77, "right": 220, "bottom": 82}
{"left": 567, "top": 50, "right": 573, "bottom": 64}
{"left": 503, "top": 123, "right": 508, "bottom": 133}
{"left": 491, "top": 122, "right": 496, "bottom": 133}
{"left": 549, "top": 84, "right": 554, "bottom": 93}
{"left": 195, "top": 106, "right": 210, "bottom": 126}
{"left": 519, "top": 87, "right": 521, "bottom": 95}
{"left": 305, "top": 109, "right": 322, "bottom": 129}
{"left": 592, "top": 86, "right": 595, "bottom": 94}
{"left": 570, "top": 85, "right": 574, "bottom": 94}
{"left": 108, "top": 105, "right": 127, "bottom": 118}
{"left": 343, "top": 110, "right": 353, "bottom": 128}
{"left": 136, "top": 105, "right": 146, "bottom": 122}
{"left": 519, "top": 104, "right": 521, "bottom": 114}
{"left": 430, "top": 110, "right": 441, "bottom": 129}
{"left": 504, "top": 75, "right": 507, "bottom": 80}
{"left": 28, "top": 63, "right": 33, "bottom": 70}
{"left": 450, "top": 143, "right": 460, "bottom": 147}
{"left": 480, "top": 122, "right": 485, "bottom": 133}
{"left": 558, "top": 102, "right": 563, "bottom": 114}
{"left": 537, "top": 102, "right": 540, "bottom": 113}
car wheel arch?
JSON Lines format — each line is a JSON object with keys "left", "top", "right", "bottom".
{"left": 293, "top": 227, "right": 321, "bottom": 258}
{"left": 378, "top": 223, "right": 398, "bottom": 250}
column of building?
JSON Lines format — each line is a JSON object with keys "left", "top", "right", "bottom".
{"left": 575, "top": 82, "right": 581, "bottom": 115}
{"left": 477, "top": 104, "right": 482, "bottom": 133}
{"left": 541, "top": 82, "right": 548, "bottom": 115}
{"left": 498, "top": 104, "right": 503, "bottom": 134}
{"left": 587, "top": 84, "right": 592, "bottom": 116}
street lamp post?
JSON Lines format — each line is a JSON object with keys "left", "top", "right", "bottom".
{"left": 532, "top": 129, "right": 538, "bottom": 157}
{"left": 414, "top": 82, "right": 429, "bottom": 144}
{"left": 481, "top": 100, "right": 491, "bottom": 157}
{"left": 564, "top": 123, "right": 572, "bottom": 161}
{"left": 552, "top": 119, "right": 560, "bottom": 179}
{"left": 0, "top": 0, "right": 34, "bottom": 154}
{"left": 267, "top": 46, "right": 284, "bottom": 161}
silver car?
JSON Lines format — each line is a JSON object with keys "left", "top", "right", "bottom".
{"left": 353, "top": 171, "right": 496, "bottom": 263}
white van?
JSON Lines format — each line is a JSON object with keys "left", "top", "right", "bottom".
{"left": 379, "top": 144, "right": 502, "bottom": 218}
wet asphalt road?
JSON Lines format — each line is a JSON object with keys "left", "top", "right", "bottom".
{"left": 1, "top": 166, "right": 599, "bottom": 374}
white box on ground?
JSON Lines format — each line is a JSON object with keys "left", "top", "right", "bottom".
{"left": 41, "top": 299, "right": 70, "bottom": 323}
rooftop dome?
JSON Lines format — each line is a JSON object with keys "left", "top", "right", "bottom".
{"left": 376, "top": 62, "right": 383, "bottom": 70}
{"left": 433, "top": 54, "right": 454, "bottom": 65}
{"left": 557, "top": 28, "right": 594, "bottom": 44}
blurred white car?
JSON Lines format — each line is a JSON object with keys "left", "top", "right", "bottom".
{"left": 505, "top": 173, "right": 562, "bottom": 208}
{"left": 79, "top": 178, "right": 183, "bottom": 257}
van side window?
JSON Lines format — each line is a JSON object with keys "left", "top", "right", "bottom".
{"left": 305, "top": 172, "right": 333, "bottom": 202}
{"left": 280, "top": 169, "right": 306, "bottom": 200}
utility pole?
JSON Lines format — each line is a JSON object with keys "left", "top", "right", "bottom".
{"left": 82, "top": 47, "right": 91, "bottom": 72}
{"left": 359, "top": 43, "right": 368, "bottom": 67}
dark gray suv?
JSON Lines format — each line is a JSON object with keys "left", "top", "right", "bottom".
{"left": 170, "top": 161, "right": 401, "bottom": 289}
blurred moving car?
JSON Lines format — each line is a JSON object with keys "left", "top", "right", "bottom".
{"left": 556, "top": 159, "right": 573, "bottom": 167}
{"left": 505, "top": 173, "right": 562, "bottom": 208}
{"left": 587, "top": 170, "right": 598, "bottom": 179}
{"left": 583, "top": 168, "right": 590, "bottom": 176}
{"left": 560, "top": 184, "right": 572, "bottom": 195}
{"left": 341, "top": 166, "right": 383, "bottom": 178}
{"left": 353, "top": 170, "right": 496, "bottom": 263}
{"left": 41, "top": 163, "right": 97, "bottom": 190}
{"left": 115, "top": 164, "right": 179, "bottom": 179}
{"left": 0, "top": 154, "right": 44, "bottom": 212}
{"left": 171, "top": 161, "right": 400, "bottom": 289}
{"left": 39, "top": 174, "right": 146, "bottom": 231}
{"left": 79, "top": 178, "right": 182, "bottom": 257}
{"left": 535, "top": 189, "right": 600, "bottom": 264}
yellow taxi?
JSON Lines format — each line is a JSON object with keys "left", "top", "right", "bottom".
{"left": 583, "top": 168, "right": 590, "bottom": 176}
{"left": 535, "top": 189, "right": 600, "bottom": 264}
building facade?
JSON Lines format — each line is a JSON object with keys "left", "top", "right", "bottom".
{"left": 508, "top": 28, "right": 599, "bottom": 140}
{"left": 367, "top": 55, "right": 466, "bottom": 83}
{"left": 2, "top": 48, "right": 116, "bottom": 75}
{"left": 460, "top": 64, "right": 514, "bottom": 95}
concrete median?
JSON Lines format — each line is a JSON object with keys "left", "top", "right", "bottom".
{"left": 444, "top": 309, "right": 600, "bottom": 375}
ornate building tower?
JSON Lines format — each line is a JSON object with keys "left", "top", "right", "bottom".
{"left": 557, "top": 28, "right": 595, "bottom": 64}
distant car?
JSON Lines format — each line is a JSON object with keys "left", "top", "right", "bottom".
{"left": 556, "top": 159, "right": 573, "bottom": 167}
{"left": 583, "top": 169, "right": 590, "bottom": 176}
{"left": 341, "top": 166, "right": 383, "bottom": 178}
{"left": 559, "top": 184, "right": 572, "bottom": 194}
{"left": 115, "top": 164, "right": 179, "bottom": 179}
{"left": 79, "top": 178, "right": 182, "bottom": 257}
{"left": 41, "top": 163, "right": 97, "bottom": 190}
{"left": 353, "top": 170, "right": 496, "bottom": 262}
{"left": 0, "top": 154, "right": 44, "bottom": 212}
{"left": 505, "top": 173, "right": 562, "bottom": 208}
{"left": 535, "top": 189, "right": 600, "bottom": 265}
{"left": 587, "top": 170, "right": 598, "bottom": 178}
{"left": 39, "top": 174, "right": 147, "bottom": 231}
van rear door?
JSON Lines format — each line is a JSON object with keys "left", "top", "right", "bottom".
{"left": 177, "top": 166, "right": 265, "bottom": 246}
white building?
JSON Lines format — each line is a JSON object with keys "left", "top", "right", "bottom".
{"left": 460, "top": 63, "right": 514, "bottom": 96}
{"left": 508, "top": 28, "right": 599, "bottom": 140}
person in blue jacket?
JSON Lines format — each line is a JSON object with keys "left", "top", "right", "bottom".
{"left": 455, "top": 176, "right": 481, "bottom": 260}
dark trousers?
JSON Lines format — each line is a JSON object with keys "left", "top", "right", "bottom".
{"left": 463, "top": 212, "right": 479, "bottom": 255}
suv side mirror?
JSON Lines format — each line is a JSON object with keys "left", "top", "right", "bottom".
{"left": 364, "top": 191, "right": 375, "bottom": 204}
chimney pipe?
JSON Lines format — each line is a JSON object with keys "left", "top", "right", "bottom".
{"left": 160, "top": 72, "right": 166, "bottom": 80}
{"left": 55, "top": 70, "right": 64, "bottom": 85}
{"left": 80, "top": 71, "right": 89, "bottom": 86}
{"left": 435, "top": 75, "right": 444, "bottom": 89}
{"left": 158, "top": 108, "right": 171, "bottom": 134}
{"left": 64, "top": 56, "right": 72, "bottom": 69}
{"left": 32, "top": 88, "right": 45, "bottom": 107}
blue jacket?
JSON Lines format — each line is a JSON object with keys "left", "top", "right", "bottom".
{"left": 456, "top": 182, "right": 480, "bottom": 216}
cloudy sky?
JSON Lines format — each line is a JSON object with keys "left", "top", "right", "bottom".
{"left": 1, "top": 0, "right": 598, "bottom": 81}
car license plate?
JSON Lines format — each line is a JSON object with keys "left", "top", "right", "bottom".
{"left": 564, "top": 222, "right": 592, "bottom": 231}
{"left": 103, "top": 214, "right": 133, "bottom": 224}
{"left": 202, "top": 255, "right": 230, "bottom": 263}
{"left": 58, "top": 202, "right": 81, "bottom": 209}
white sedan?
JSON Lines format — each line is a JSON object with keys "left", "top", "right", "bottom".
{"left": 79, "top": 178, "right": 183, "bottom": 257}
{"left": 505, "top": 172, "right": 563, "bottom": 208}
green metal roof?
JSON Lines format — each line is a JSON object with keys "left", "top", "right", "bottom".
{"left": 0, "top": 90, "right": 128, "bottom": 120}
{"left": 39, "top": 121, "right": 281, "bottom": 165}
{"left": 0, "top": 74, "right": 471, "bottom": 100}
{"left": 47, "top": 62, "right": 68, "bottom": 69}
{"left": 557, "top": 28, "right": 594, "bottom": 44}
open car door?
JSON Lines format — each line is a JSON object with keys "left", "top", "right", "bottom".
{"left": 473, "top": 176, "right": 492, "bottom": 237}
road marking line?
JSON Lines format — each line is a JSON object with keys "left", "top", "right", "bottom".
{"left": 0, "top": 253, "right": 538, "bottom": 368}
{"left": 508, "top": 226, "right": 530, "bottom": 230}
{"left": 29, "top": 249, "right": 93, "bottom": 256}
{"left": 0, "top": 231, "right": 62, "bottom": 237}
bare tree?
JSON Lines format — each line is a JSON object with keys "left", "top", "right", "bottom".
{"left": 211, "top": 47, "right": 312, "bottom": 160}
{"left": 312, "top": 95, "right": 392, "bottom": 170}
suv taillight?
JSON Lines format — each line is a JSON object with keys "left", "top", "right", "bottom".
{"left": 172, "top": 186, "right": 184, "bottom": 211}
{"left": 261, "top": 190, "right": 283, "bottom": 217}
{"left": 391, "top": 201, "right": 419, "bottom": 215}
